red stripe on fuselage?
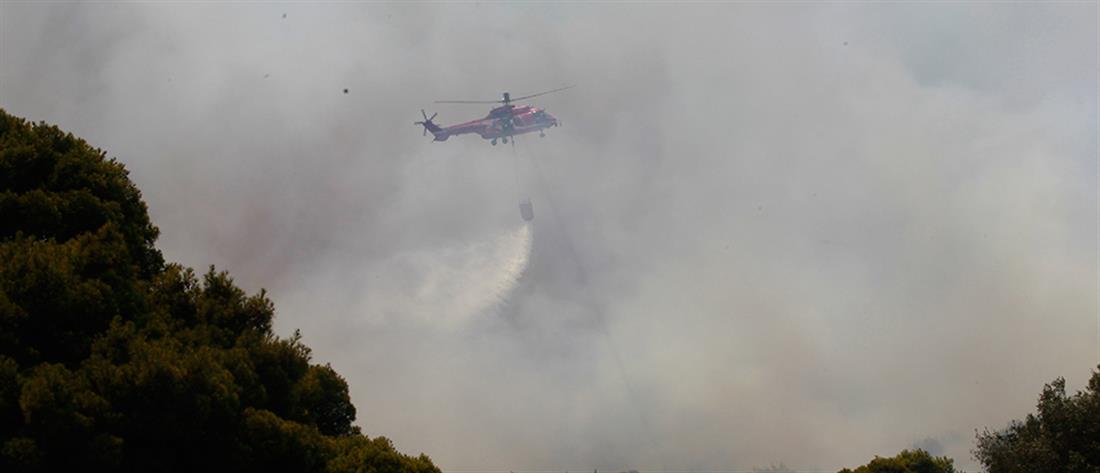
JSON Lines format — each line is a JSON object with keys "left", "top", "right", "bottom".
{"left": 439, "top": 105, "right": 558, "bottom": 141}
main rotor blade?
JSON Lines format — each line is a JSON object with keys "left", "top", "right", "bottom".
{"left": 434, "top": 100, "right": 502, "bottom": 104}
{"left": 429, "top": 112, "right": 437, "bottom": 121}
{"left": 421, "top": 109, "right": 428, "bottom": 120}
{"left": 435, "top": 85, "right": 574, "bottom": 104}
{"left": 510, "top": 85, "right": 575, "bottom": 101}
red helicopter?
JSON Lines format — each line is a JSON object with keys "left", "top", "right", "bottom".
{"left": 415, "top": 86, "right": 572, "bottom": 146}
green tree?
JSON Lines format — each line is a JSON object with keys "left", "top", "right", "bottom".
{"left": 837, "top": 449, "right": 957, "bottom": 473}
{"left": 974, "top": 366, "right": 1100, "bottom": 472}
{"left": 0, "top": 109, "right": 439, "bottom": 473}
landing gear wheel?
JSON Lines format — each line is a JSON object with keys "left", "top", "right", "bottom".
{"left": 502, "top": 137, "right": 509, "bottom": 144}
{"left": 491, "top": 138, "right": 497, "bottom": 146}
{"left": 540, "top": 131, "right": 546, "bottom": 138}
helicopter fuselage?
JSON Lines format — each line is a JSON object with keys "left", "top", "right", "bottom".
{"left": 426, "top": 105, "right": 559, "bottom": 143}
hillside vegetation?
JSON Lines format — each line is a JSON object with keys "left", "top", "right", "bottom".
{"left": 0, "top": 109, "right": 440, "bottom": 473}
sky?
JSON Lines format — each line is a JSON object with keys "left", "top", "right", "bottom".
{"left": 1, "top": 2, "right": 1097, "bottom": 471}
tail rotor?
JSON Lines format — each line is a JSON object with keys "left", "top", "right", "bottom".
{"left": 414, "top": 109, "right": 439, "bottom": 137}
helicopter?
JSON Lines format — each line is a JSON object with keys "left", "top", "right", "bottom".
{"left": 415, "top": 85, "right": 572, "bottom": 146}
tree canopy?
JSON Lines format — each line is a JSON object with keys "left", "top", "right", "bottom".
{"left": 0, "top": 109, "right": 440, "bottom": 473}
{"left": 974, "top": 366, "right": 1100, "bottom": 473}
{"left": 837, "top": 449, "right": 957, "bottom": 473}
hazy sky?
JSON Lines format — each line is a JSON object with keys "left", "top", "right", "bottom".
{"left": 1, "top": 2, "right": 1097, "bottom": 472}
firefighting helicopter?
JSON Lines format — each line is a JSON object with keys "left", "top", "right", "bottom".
{"left": 414, "top": 85, "right": 572, "bottom": 146}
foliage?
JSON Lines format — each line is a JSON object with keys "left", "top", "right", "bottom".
{"left": 0, "top": 109, "right": 439, "bottom": 473}
{"left": 837, "top": 449, "right": 957, "bottom": 473}
{"left": 974, "top": 366, "right": 1100, "bottom": 473}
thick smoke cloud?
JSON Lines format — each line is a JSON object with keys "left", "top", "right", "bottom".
{"left": 1, "top": 3, "right": 1096, "bottom": 472}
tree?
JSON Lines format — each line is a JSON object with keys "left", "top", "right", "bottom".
{"left": 974, "top": 366, "right": 1100, "bottom": 472}
{"left": 837, "top": 449, "right": 957, "bottom": 473}
{"left": 0, "top": 109, "right": 440, "bottom": 473}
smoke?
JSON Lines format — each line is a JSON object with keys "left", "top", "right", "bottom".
{"left": 1, "top": 3, "right": 1096, "bottom": 472}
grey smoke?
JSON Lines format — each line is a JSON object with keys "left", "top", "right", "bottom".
{"left": 1, "top": 3, "right": 1096, "bottom": 472}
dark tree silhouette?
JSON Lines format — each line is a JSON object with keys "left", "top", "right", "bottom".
{"left": 974, "top": 366, "right": 1100, "bottom": 472}
{"left": 0, "top": 109, "right": 440, "bottom": 473}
